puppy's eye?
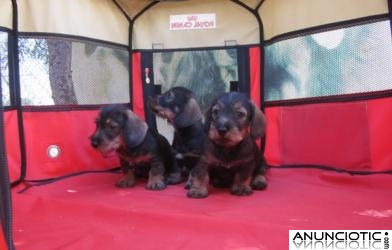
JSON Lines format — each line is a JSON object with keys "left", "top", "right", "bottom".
{"left": 211, "top": 106, "right": 219, "bottom": 119}
{"left": 164, "top": 91, "right": 175, "bottom": 103}
{"left": 108, "top": 123, "right": 119, "bottom": 130}
{"left": 236, "top": 111, "right": 246, "bottom": 119}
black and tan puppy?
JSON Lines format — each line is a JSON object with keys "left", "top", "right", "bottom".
{"left": 187, "top": 92, "right": 268, "bottom": 198}
{"left": 90, "top": 104, "right": 181, "bottom": 190}
{"left": 149, "top": 87, "right": 205, "bottom": 188}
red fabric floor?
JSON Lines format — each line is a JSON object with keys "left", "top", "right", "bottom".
{"left": 11, "top": 169, "right": 392, "bottom": 250}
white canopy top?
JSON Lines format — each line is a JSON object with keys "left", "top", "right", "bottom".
{"left": 0, "top": 0, "right": 388, "bottom": 48}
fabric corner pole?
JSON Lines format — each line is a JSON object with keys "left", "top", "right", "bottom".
{"left": 388, "top": 0, "right": 392, "bottom": 38}
{"left": 249, "top": 47, "right": 261, "bottom": 107}
{"left": 248, "top": 46, "right": 264, "bottom": 152}
{"left": 131, "top": 52, "right": 145, "bottom": 120}
{"left": 0, "top": 230, "right": 7, "bottom": 250}
{"left": 10, "top": 0, "right": 27, "bottom": 187}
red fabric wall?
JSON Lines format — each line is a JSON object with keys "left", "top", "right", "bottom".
{"left": 249, "top": 47, "right": 261, "bottom": 106}
{"left": 368, "top": 97, "right": 392, "bottom": 171}
{"left": 247, "top": 43, "right": 391, "bottom": 172}
{"left": 10, "top": 110, "right": 119, "bottom": 180}
{"left": 0, "top": 228, "right": 6, "bottom": 250}
{"left": 4, "top": 53, "right": 144, "bottom": 181}
{"left": 264, "top": 97, "right": 392, "bottom": 171}
{"left": 132, "top": 52, "right": 145, "bottom": 120}
{"left": 4, "top": 110, "right": 21, "bottom": 182}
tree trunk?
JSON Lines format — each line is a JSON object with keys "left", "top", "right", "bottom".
{"left": 47, "top": 40, "right": 77, "bottom": 105}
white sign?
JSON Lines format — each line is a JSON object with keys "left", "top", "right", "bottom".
{"left": 169, "top": 13, "right": 216, "bottom": 30}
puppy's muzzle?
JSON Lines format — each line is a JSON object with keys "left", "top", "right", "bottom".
{"left": 216, "top": 118, "right": 232, "bottom": 136}
{"left": 217, "top": 125, "right": 229, "bottom": 136}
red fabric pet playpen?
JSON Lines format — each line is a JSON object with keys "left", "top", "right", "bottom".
{"left": 1, "top": 1, "right": 391, "bottom": 249}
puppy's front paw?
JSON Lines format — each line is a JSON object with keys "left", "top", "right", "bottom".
{"left": 115, "top": 177, "right": 135, "bottom": 188}
{"left": 187, "top": 187, "right": 208, "bottom": 198}
{"left": 146, "top": 179, "right": 166, "bottom": 190}
{"left": 231, "top": 184, "right": 253, "bottom": 196}
{"left": 251, "top": 175, "right": 268, "bottom": 190}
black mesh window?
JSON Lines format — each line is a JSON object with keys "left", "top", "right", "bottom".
{"left": 264, "top": 20, "right": 392, "bottom": 101}
{"left": 18, "top": 37, "right": 130, "bottom": 106}
{"left": 0, "top": 32, "right": 10, "bottom": 106}
{"left": 153, "top": 49, "right": 237, "bottom": 112}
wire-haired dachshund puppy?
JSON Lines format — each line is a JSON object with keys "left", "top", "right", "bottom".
{"left": 187, "top": 92, "right": 268, "bottom": 198}
{"left": 90, "top": 104, "right": 181, "bottom": 190}
{"left": 149, "top": 87, "right": 205, "bottom": 188}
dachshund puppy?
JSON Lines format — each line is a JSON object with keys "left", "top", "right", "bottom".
{"left": 149, "top": 87, "right": 205, "bottom": 188}
{"left": 187, "top": 92, "right": 268, "bottom": 198}
{"left": 90, "top": 104, "right": 181, "bottom": 190}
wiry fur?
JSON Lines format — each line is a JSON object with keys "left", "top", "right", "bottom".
{"left": 187, "top": 92, "right": 268, "bottom": 198}
{"left": 90, "top": 104, "right": 181, "bottom": 190}
{"left": 149, "top": 87, "right": 205, "bottom": 188}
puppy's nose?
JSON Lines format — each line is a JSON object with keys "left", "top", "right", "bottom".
{"left": 90, "top": 136, "right": 101, "bottom": 148}
{"left": 217, "top": 127, "right": 228, "bottom": 136}
{"left": 217, "top": 122, "right": 230, "bottom": 136}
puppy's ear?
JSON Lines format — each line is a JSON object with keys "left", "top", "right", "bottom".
{"left": 123, "top": 110, "right": 148, "bottom": 147}
{"left": 250, "top": 102, "right": 266, "bottom": 139}
{"left": 174, "top": 97, "right": 203, "bottom": 128}
{"left": 148, "top": 96, "right": 157, "bottom": 111}
{"left": 203, "top": 103, "right": 212, "bottom": 132}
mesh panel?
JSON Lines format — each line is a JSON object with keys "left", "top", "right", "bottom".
{"left": 264, "top": 20, "right": 392, "bottom": 101}
{"left": 0, "top": 32, "right": 10, "bottom": 106}
{"left": 19, "top": 36, "right": 130, "bottom": 106}
{"left": 153, "top": 49, "right": 236, "bottom": 112}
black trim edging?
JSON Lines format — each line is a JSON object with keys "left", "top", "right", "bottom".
{"left": 265, "top": 14, "right": 389, "bottom": 45}
{"left": 265, "top": 89, "right": 392, "bottom": 108}
{"left": 10, "top": 0, "right": 27, "bottom": 190}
